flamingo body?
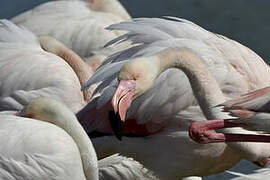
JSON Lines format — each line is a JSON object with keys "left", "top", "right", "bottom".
{"left": 0, "top": 20, "right": 87, "bottom": 113}
{"left": 0, "top": 19, "right": 157, "bottom": 179}
{"left": 11, "top": 0, "right": 131, "bottom": 59}
{"left": 0, "top": 98, "right": 157, "bottom": 179}
{"left": 80, "top": 17, "right": 270, "bottom": 179}
{"left": 0, "top": 114, "right": 86, "bottom": 180}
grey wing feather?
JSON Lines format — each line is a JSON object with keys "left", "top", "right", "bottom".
{"left": 92, "top": 78, "right": 117, "bottom": 98}
{"left": 107, "top": 20, "right": 173, "bottom": 41}
{"left": 81, "top": 17, "right": 225, "bottom": 121}
{"left": 100, "top": 44, "right": 146, "bottom": 66}
{"left": 97, "top": 85, "right": 117, "bottom": 109}
{"left": 81, "top": 61, "right": 126, "bottom": 90}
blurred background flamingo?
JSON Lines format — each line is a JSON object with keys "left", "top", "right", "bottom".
{"left": 11, "top": 0, "right": 132, "bottom": 70}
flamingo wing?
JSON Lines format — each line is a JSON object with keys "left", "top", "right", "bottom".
{"left": 221, "top": 86, "right": 270, "bottom": 113}
{"left": 0, "top": 113, "right": 85, "bottom": 180}
{"left": 218, "top": 86, "right": 270, "bottom": 133}
{"left": 0, "top": 20, "right": 85, "bottom": 112}
{"left": 81, "top": 17, "right": 270, "bottom": 135}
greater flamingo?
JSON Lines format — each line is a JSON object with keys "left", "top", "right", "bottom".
{"left": 80, "top": 17, "right": 270, "bottom": 179}
{"left": 11, "top": 0, "right": 131, "bottom": 66}
{"left": 0, "top": 20, "right": 156, "bottom": 179}
{"left": 0, "top": 19, "right": 92, "bottom": 113}
{"left": 0, "top": 98, "right": 157, "bottom": 179}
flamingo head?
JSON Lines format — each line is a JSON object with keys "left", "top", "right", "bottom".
{"left": 18, "top": 98, "right": 66, "bottom": 122}
{"left": 110, "top": 57, "right": 160, "bottom": 140}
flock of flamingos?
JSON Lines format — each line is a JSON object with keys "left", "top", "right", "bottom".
{"left": 1, "top": 0, "right": 270, "bottom": 179}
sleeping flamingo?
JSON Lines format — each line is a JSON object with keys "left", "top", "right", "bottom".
{"left": 11, "top": 0, "right": 131, "bottom": 67}
{"left": 0, "top": 20, "right": 157, "bottom": 180}
{"left": 0, "top": 97, "right": 157, "bottom": 180}
{"left": 80, "top": 17, "right": 270, "bottom": 179}
{"left": 0, "top": 19, "right": 93, "bottom": 113}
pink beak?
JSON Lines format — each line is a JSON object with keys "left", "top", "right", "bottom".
{"left": 110, "top": 80, "right": 136, "bottom": 140}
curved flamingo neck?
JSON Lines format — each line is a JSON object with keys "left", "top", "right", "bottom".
{"left": 157, "top": 49, "right": 226, "bottom": 120}
{"left": 24, "top": 99, "right": 99, "bottom": 180}
{"left": 155, "top": 49, "right": 270, "bottom": 160}
{"left": 39, "top": 36, "right": 92, "bottom": 102}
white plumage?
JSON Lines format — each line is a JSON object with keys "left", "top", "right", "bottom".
{"left": 11, "top": 0, "right": 131, "bottom": 60}
{"left": 79, "top": 17, "right": 270, "bottom": 179}
{"left": 0, "top": 19, "right": 156, "bottom": 180}
{"left": 98, "top": 154, "right": 158, "bottom": 180}
{"left": 0, "top": 98, "right": 157, "bottom": 179}
{"left": 0, "top": 19, "right": 88, "bottom": 112}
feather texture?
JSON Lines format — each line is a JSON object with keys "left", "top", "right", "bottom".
{"left": 81, "top": 17, "right": 270, "bottom": 129}
{"left": 0, "top": 19, "right": 39, "bottom": 45}
{"left": 12, "top": 0, "right": 130, "bottom": 58}
{"left": 0, "top": 154, "right": 68, "bottom": 180}
{"left": 0, "top": 19, "right": 85, "bottom": 112}
{"left": 78, "top": 17, "right": 270, "bottom": 179}
{"left": 99, "top": 154, "right": 158, "bottom": 180}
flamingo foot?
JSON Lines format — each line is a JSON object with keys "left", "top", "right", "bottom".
{"left": 189, "top": 120, "right": 270, "bottom": 144}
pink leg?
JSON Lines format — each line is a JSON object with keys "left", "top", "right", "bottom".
{"left": 189, "top": 120, "right": 270, "bottom": 144}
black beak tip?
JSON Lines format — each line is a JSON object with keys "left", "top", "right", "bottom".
{"left": 115, "top": 132, "right": 123, "bottom": 141}
{"left": 109, "top": 111, "right": 124, "bottom": 141}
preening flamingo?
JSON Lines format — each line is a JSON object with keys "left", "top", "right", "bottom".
{"left": 11, "top": 0, "right": 131, "bottom": 66}
{"left": 80, "top": 17, "right": 270, "bottom": 179}
{"left": 0, "top": 98, "right": 156, "bottom": 180}
{"left": 0, "top": 20, "right": 156, "bottom": 180}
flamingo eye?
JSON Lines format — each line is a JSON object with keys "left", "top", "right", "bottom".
{"left": 133, "top": 76, "right": 138, "bottom": 80}
{"left": 132, "top": 73, "right": 140, "bottom": 80}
